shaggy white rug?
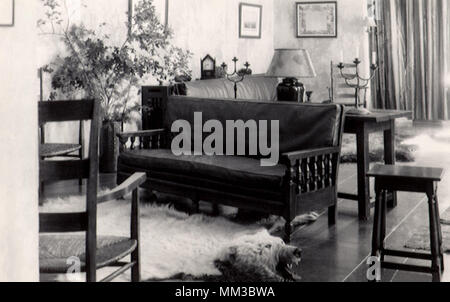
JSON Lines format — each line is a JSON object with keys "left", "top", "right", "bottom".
{"left": 40, "top": 194, "right": 315, "bottom": 282}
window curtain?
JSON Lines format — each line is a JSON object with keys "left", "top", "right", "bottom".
{"left": 373, "top": 0, "right": 450, "bottom": 120}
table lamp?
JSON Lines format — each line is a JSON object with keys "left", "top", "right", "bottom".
{"left": 266, "top": 49, "right": 316, "bottom": 103}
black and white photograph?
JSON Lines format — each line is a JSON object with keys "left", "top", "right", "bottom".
{"left": 239, "top": 3, "right": 262, "bottom": 38}
{"left": 0, "top": 0, "right": 14, "bottom": 26}
{"left": 296, "top": 1, "right": 337, "bottom": 37}
{"left": 2, "top": 0, "right": 450, "bottom": 292}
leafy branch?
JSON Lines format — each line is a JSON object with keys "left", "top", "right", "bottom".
{"left": 38, "top": 0, "right": 192, "bottom": 123}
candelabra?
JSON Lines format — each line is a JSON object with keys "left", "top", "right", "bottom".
{"left": 337, "top": 58, "right": 378, "bottom": 115}
{"left": 221, "top": 57, "right": 250, "bottom": 99}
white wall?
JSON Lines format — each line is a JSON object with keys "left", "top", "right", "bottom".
{"left": 274, "top": 0, "right": 370, "bottom": 102}
{"left": 0, "top": 0, "right": 39, "bottom": 282}
{"left": 37, "top": 0, "right": 130, "bottom": 99}
{"left": 38, "top": 0, "right": 274, "bottom": 87}
{"left": 168, "top": 0, "right": 274, "bottom": 79}
{"left": 37, "top": 0, "right": 371, "bottom": 103}
{"left": 38, "top": 0, "right": 275, "bottom": 143}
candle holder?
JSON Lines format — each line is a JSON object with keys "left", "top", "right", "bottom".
{"left": 337, "top": 58, "right": 378, "bottom": 115}
{"left": 221, "top": 57, "right": 250, "bottom": 99}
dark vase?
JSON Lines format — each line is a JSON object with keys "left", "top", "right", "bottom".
{"left": 99, "top": 121, "right": 121, "bottom": 173}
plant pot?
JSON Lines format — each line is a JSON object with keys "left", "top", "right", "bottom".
{"left": 99, "top": 121, "right": 121, "bottom": 173}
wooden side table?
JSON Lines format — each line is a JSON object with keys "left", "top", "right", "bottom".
{"left": 367, "top": 164, "right": 445, "bottom": 282}
{"left": 339, "top": 110, "right": 412, "bottom": 221}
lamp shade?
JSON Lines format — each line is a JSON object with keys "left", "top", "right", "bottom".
{"left": 266, "top": 49, "right": 317, "bottom": 78}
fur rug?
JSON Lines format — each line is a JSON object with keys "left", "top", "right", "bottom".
{"left": 404, "top": 225, "right": 450, "bottom": 253}
{"left": 404, "top": 207, "right": 450, "bottom": 253}
{"left": 441, "top": 207, "right": 450, "bottom": 225}
{"left": 340, "top": 133, "right": 417, "bottom": 163}
{"left": 340, "top": 120, "right": 418, "bottom": 163}
{"left": 40, "top": 194, "right": 317, "bottom": 282}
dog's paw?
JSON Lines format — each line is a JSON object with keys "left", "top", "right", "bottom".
{"left": 291, "top": 212, "right": 320, "bottom": 227}
{"left": 286, "top": 272, "right": 302, "bottom": 282}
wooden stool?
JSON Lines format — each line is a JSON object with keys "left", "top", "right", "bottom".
{"left": 367, "top": 164, "right": 445, "bottom": 282}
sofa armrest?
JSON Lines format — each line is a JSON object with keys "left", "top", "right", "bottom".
{"left": 282, "top": 147, "right": 340, "bottom": 165}
{"left": 281, "top": 147, "right": 341, "bottom": 194}
{"left": 117, "top": 129, "right": 168, "bottom": 151}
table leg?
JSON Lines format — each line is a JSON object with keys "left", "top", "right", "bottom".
{"left": 372, "top": 187, "right": 383, "bottom": 258}
{"left": 384, "top": 120, "right": 398, "bottom": 208}
{"left": 434, "top": 193, "right": 444, "bottom": 272}
{"left": 380, "top": 190, "right": 387, "bottom": 262}
{"left": 427, "top": 190, "right": 442, "bottom": 282}
{"left": 357, "top": 126, "right": 370, "bottom": 221}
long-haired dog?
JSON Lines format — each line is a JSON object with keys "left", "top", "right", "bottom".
{"left": 214, "top": 230, "right": 302, "bottom": 282}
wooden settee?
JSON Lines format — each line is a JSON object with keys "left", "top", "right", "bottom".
{"left": 116, "top": 79, "right": 345, "bottom": 242}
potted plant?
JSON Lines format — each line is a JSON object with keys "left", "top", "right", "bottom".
{"left": 38, "top": 0, "right": 192, "bottom": 172}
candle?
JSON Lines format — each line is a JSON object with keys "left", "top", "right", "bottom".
{"left": 372, "top": 52, "right": 377, "bottom": 64}
{"left": 339, "top": 50, "right": 344, "bottom": 63}
{"left": 355, "top": 44, "right": 360, "bottom": 59}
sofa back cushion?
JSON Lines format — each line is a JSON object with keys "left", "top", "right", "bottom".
{"left": 183, "top": 76, "right": 279, "bottom": 101}
{"left": 164, "top": 96, "right": 343, "bottom": 156}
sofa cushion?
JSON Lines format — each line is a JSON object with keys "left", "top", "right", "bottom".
{"left": 184, "top": 76, "right": 279, "bottom": 101}
{"left": 164, "top": 96, "right": 342, "bottom": 156}
{"left": 118, "top": 149, "right": 287, "bottom": 190}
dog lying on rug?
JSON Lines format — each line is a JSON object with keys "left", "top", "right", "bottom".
{"left": 166, "top": 227, "right": 307, "bottom": 282}
{"left": 214, "top": 230, "right": 302, "bottom": 282}
{"left": 159, "top": 213, "right": 319, "bottom": 282}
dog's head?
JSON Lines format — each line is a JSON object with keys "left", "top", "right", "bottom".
{"left": 275, "top": 245, "right": 302, "bottom": 281}
{"left": 214, "top": 240, "right": 303, "bottom": 282}
{"left": 214, "top": 246, "right": 238, "bottom": 271}
{"left": 214, "top": 230, "right": 304, "bottom": 281}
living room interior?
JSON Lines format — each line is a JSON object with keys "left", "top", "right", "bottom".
{"left": 1, "top": 0, "right": 450, "bottom": 283}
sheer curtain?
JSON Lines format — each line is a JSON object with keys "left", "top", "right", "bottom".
{"left": 373, "top": 0, "right": 450, "bottom": 120}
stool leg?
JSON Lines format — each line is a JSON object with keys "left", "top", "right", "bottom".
{"left": 371, "top": 188, "right": 383, "bottom": 258}
{"left": 380, "top": 190, "right": 388, "bottom": 261}
{"left": 427, "top": 191, "right": 441, "bottom": 282}
{"left": 434, "top": 194, "right": 444, "bottom": 272}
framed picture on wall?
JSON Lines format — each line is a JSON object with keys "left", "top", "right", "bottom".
{"left": 296, "top": 1, "right": 337, "bottom": 38}
{"left": 239, "top": 3, "right": 262, "bottom": 39}
{"left": 0, "top": 0, "right": 14, "bottom": 27}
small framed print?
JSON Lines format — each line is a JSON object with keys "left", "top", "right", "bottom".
{"left": 0, "top": 0, "right": 14, "bottom": 27}
{"left": 239, "top": 3, "right": 262, "bottom": 39}
{"left": 296, "top": 1, "right": 337, "bottom": 38}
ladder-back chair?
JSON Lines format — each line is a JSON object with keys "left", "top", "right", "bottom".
{"left": 39, "top": 110, "right": 84, "bottom": 197}
{"left": 39, "top": 100, "right": 146, "bottom": 282}
{"left": 330, "top": 61, "right": 368, "bottom": 107}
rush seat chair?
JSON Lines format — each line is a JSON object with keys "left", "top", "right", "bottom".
{"left": 38, "top": 100, "right": 146, "bottom": 282}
